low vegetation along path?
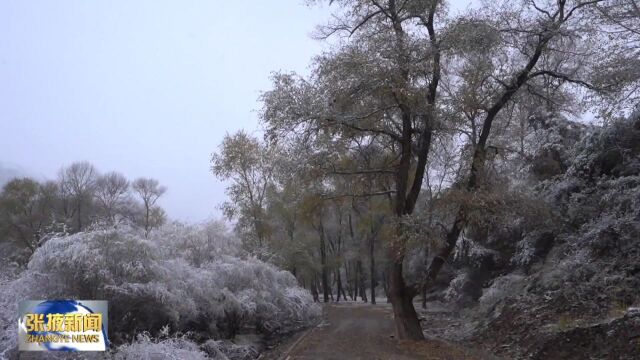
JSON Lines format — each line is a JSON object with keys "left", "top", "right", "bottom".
{"left": 277, "top": 302, "right": 495, "bottom": 360}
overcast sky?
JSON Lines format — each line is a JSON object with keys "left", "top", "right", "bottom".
{"left": 0, "top": 0, "right": 472, "bottom": 222}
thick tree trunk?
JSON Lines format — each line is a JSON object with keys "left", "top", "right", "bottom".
{"left": 388, "top": 261, "right": 423, "bottom": 340}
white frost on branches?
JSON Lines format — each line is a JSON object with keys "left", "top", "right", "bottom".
{"left": 0, "top": 224, "right": 320, "bottom": 359}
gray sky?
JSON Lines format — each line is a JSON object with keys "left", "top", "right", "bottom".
{"left": 0, "top": 1, "right": 473, "bottom": 222}
{"left": 0, "top": 0, "right": 333, "bottom": 221}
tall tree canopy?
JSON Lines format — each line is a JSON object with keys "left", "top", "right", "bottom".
{"left": 255, "top": 0, "right": 639, "bottom": 339}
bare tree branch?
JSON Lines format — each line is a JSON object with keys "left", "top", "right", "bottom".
{"left": 322, "top": 190, "right": 397, "bottom": 200}
{"left": 528, "top": 70, "right": 603, "bottom": 90}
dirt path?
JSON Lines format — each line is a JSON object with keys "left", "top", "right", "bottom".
{"left": 277, "top": 302, "right": 498, "bottom": 360}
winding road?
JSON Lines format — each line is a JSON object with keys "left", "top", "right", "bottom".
{"left": 276, "top": 302, "right": 497, "bottom": 360}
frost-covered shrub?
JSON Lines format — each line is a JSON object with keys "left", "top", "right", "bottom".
{"left": 152, "top": 221, "right": 240, "bottom": 267}
{"left": 478, "top": 274, "right": 526, "bottom": 309}
{"left": 453, "top": 237, "right": 501, "bottom": 269}
{"left": 444, "top": 271, "right": 471, "bottom": 303}
{"left": 24, "top": 227, "right": 190, "bottom": 339}
{"left": 520, "top": 113, "right": 640, "bottom": 314}
{"left": 548, "top": 115, "right": 640, "bottom": 259}
{"left": 0, "top": 271, "right": 70, "bottom": 359}
{"left": 201, "top": 339, "right": 259, "bottom": 360}
{"left": 537, "top": 249, "right": 595, "bottom": 291}
{"left": 202, "top": 257, "right": 320, "bottom": 335}
{"left": 511, "top": 238, "right": 536, "bottom": 268}
{"left": 0, "top": 224, "right": 319, "bottom": 357}
{"left": 113, "top": 333, "right": 209, "bottom": 360}
{"left": 566, "top": 112, "right": 640, "bottom": 180}
{"left": 524, "top": 114, "right": 590, "bottom": 181}
{"left": 511, "top": 230, "right": 555, "bottom": 268}
{"left": 29, "top": 227, "right": 161, "bottom": 297}
{"left": 437, "top": 113, "right": 640, "bottom": 321}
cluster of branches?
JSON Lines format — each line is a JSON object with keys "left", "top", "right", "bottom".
{"left": 211, "top": 132, "right": 394, "bottom": 305}
{"left": 0, "top": 161, "right": 167, "bottom": 261}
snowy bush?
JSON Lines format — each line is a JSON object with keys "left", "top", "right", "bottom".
{"left": 433, "top": 112, "right": 640, "bottom": 323}
{"left": 201, "top": 339, "right": 259, "bottom": 360}
{"left": 0, "top": 224, "right": 319, "bottom": 358}
{"left": 29, "top": 227, "right": 161, "bottom": 297}
{"left": 549, "top": 114, "right": 640, "bottom": 258}
{"left": 478, "top": 274, "right": 526, "bottom": 309}
{"left": 453, "top": 237, "right": 500, "bottom": 268}
{"left": 519, "top": 112, "right": 640, "bottom": 314}
{"left": 152, "top": 221, "right": 241, "bottom": 266}
{"left": 202, "top": 256, "right": 320, "bottom": 335}
{"left": 113, "top": 333, "right": 209, "bottom": 360}
{"left": 444, "top": 272, "right": 470, "bottom": 303}
{"left": 511, "top": 230, "right": 556, "bottom": 268}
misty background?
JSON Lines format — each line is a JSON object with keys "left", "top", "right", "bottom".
{"left": 0, "top": 0, "right": 331, "bottom": 221}
{"left": 0, "top": 0, "right": 473, "bottom": 222}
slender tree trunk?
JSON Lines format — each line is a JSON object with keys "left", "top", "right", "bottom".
{"left": 333, "top": 209, "right": 348, "bottom": 302}
{"left": 422, "top": 284, "right": 428, "bottom": 309}
{"left": 336, "top": 268, "right": 347, "bottom": 301}
{"left": 422, "top": 245, "right": 429, "bottom": 308}
{"left": 370, "top": 233, "right": 376, "bottom": 305}
{"left": 358, "top": 260, "right": 367, "bottom": 303}
{"left": 382, "top": 271, "right": 391, "bottom": 303}
{"left": 342, "top": 269, "right": 348, "bottom": 301}
{"left": 77, "top": 202, "right": 83, "bottom": 232}
{"left": 335, "top": 269, "right": 341, "bottom": 302}
{"left": 329, "top": 281, "right": 334, "bottom": 302}
{"left": 319, "top": 219, "right": 329, "bottom": 303}
{"left": 322, "top": 270, "right": 329, "bottom": 302}
{"left": 345, "top": 262, "right": 354, "bottom": 300}
{"left": 354, "top": 261, "right": 360, "bottom": 300}
{"left": 311, "top": 274, "right": 319, "bottom": 302}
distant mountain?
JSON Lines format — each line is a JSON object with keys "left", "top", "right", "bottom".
{"left": 0, "top": 163, "right": 28, "bottom": 188}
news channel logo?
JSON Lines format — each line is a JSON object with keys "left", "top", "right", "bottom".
{"left": 18, "top": 300, "right": 109, "bottom": 351}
